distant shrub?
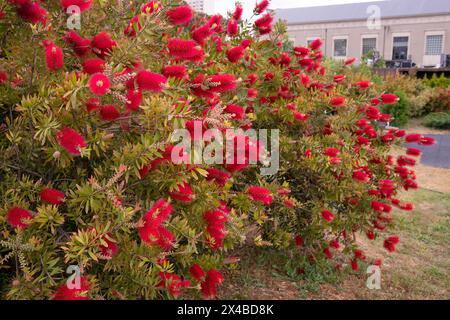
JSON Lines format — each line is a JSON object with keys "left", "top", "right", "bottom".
{"left": 381, "top": 90, "right": 410, "bottom": 126}
{"left": 422, "top": 74, "right": 450, "bottom": 89}
{"left": 422, "top": 112, "right": 450, "bottom": 129}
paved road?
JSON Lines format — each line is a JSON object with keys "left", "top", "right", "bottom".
{"left": 406, "top": 134, "right": 450, "bottom": 169}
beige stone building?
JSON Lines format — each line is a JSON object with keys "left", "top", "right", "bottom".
{"left": 275, "top": 0, "right": 450, "bottom": 67}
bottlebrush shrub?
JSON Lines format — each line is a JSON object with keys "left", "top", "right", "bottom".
{"left": 0, "top": 0, "right": 434, "bottom": 299}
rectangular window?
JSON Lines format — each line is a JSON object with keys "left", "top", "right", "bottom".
{"left": 362, "top": 38, "right": 377, "bottom": 55}
{"left": 426, "top": 35, "right": 443, "bottom": 55}
{"left": 392, "top": 36, "right": 409, "bottom": 60}
{"left": 334, "top": 39, "right": 347, "bottom": 57}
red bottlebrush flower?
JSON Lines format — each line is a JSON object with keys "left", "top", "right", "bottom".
{"left": 283, "top": 199, "right": 295, "bottom": 208}
{"left": 141, "top": 1, "right": 161, "bottom": 14}
{"left": 406, "top": 147, "right": 422, "bottom": 157}
{"left": 88, "top": 73, "right": 110, "bottom": 96}
{"left": 200, "top": 269, "right": 224, "bottom": 299}
{"left": 247, "top": 88, "right": 258, "bottom": 99}
{"left": 419, "top": 136, "right": 436, "bottom": 146}
{"left": 141, "top": 198, "right": 173, "bottom": 226}
{"left": 124, "top": 15, "right": 142, "bottom": 37}
{"left": 206, "top": 168, "right": 231, "bottom": 187}
{"left": 16, "top": 1, "right": 47, "bottom": 24}
{"left": 329, "top": 239, "right": 340, "bottom": 249}
{"left": 352, "top": 169, "right": 370, "bottom": 183}
{"left": 404, "top": 179, "right": 418, "bottom": 191}
{"left": 91, "top": 31, "right": 116, "bottom": 58}
{"left": 0, "top": 10, "right": 5, "bottom": 20}
{"left": 354, "top": 249, "right": 366, "bottom": 260}
{"left": 224, "top": 104, "right": 245, "bottom": 120}
{"left": 60, "top": 0, "right": 93, "bottom": 12}
{"left": 162, "top": 65, "right": 187, "bottom": 80}
{"left": 366, "top": 230, "right": 376, "bottom": 240}
{"left": 254, "top": 0, "right": 270, "bottom": 14}
{"left": 254, "top": 13, "right": 273, "bottom": 35}
{"left": 190, "top": 264, "right": 206, "bottom": 281}
{"left": 294, "top": 46, "right": 310, "bottom": 57}
{"left": 136, "top": 70, "right": 167, "bottom": 92}
{"left": 384, "top": 235, "right": 400, "bottom": 252}
{"left": 379, "top": 180, "right": 395, "bottom": 197}
{"left": 323, "top": 247, "right": 333, "bottom": 259}
{"left": 379, "top": 113, "right": 392, "bottom": 123}
{"left": 56, "top": 127, "right": 87, "bottom": 156}
{"left": 382, "top": 133, "right": 395, "bottom": 143}
{"left": 99, "top": 235, "right": 118, "bottom": 259}
{"left": 82, "top": 58, "right": 105, "bottom": 75}
{"left": 344, "top": 57, "right": 356, "bottom": 65}
{"left": 85, "top": 97, "right": 100, "bottom": 113}
{"left": 100, "top": 105, "right": 120, "bottom": 121}
{"left": 248, "top": 186, "right": 273, "bottom": 206}
{"left": 40, "top": 188, "right": 65, "bottom": 205}
{"left": 400, "top": 203, "right": 414, "bottom": 211}
{"left": 395, "top": 130, "right": 406, "bottom": 138}
{"left": 334, "top": 74, "right": 346, "bottom": 83}
{"left": 309, "top": 38, "right": 323, "bottom": 51}
{"left": 355, "top": 80, "right": 371, "bottom": 89}
{"left": 192, "top": 23, "right": 214, "bottom": 46}
{"left": 6, "top": 207, "right": 33, "bottom": 230}
{"left": 158, "top": 272, "right": 190, "bottom": 298}
{"left": 293, "top": 112, "right": 309, "bottom": 122}
{"left": 204, "top": 208, "right": 228, "bottom": 250}
{"left": 207, "top": 74, "right": 237, "bottom": 93}
{"left": 166, "top": 5, "right": 193, "bottom": 25}
{"left": 43, "top": 41, "right": 64, "bottom": 71}
{"left": 125, "top": 89, "right": 142, "bottom": 112}
{"left": 53, "top": 277, "right": 90, "bottom": 300}
{"left": 324, "top": 147, "right": 340, "bottom": 157}
{"left": 295, "top": 235, "right": 303, "bottom": 247}
{"left": 366, "top": 106, "right": 381, "bottom": 120}
{"left": 227, "top": 18, "right": 238, "bottom": 37}
{"left": 381, "top": 93, "right": 399, "bottom": 104}
{"left": 64, "top": 31, "right": 91, "bottom": 57}
{"left": 167, "top": 38, "right": 204, "bottom": 61}
{"left": 304, "top": 149, "right": 312, "bottom": 158}
{"left": 232, "top": 3, "right": 243, "bottom": 20}
{"left": 321, "top": 210, "right": 335, "bottom": 222}
{"left": 226, "top": 45, "right": 245, "bottom": 63}
{"left": 397, "top": 155, "right": 416, "bottom": 167}
{"left": 405, "top": 133, "right": 422, "bottom": 143}
{"left": 371, "top": 201, "right": 392, "bottom": 213}
{"left": 169, "top": 182, "right": 194, "bottom": 203}
{"left": 350, "top": 259, "right": 359, "bottom": 271}
{"left": 0, "top": 70, "right": 7, "bottom": 85}
{"left": 331, "top": 96, "right": 346, "bottom": 107}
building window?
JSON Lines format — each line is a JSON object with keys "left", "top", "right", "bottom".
{"left": 392, "top": 36, "right": 409, "bottom": 60}
{"left": 334, "top": 39, "right": 347, "bottom": 57}
{"left": 426, "top": 35, "right": 443, "bottom": 55}
{"left": 362, "top": 38, "right": 377, "bottom": 55}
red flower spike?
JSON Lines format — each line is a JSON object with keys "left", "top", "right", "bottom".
{"left": 7, "top": 207, "right": 33, "bottom": 230}
{"left": 40, "top": 188, "right": 65, "bottom": 205}
{"left": 56, "top": 127, "right": 87, "bottom": 156}
{"left": 88, "top": 73, "right": 110, "bottom": 96}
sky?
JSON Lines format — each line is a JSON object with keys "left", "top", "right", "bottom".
{"left": 213, "top": 0, "right": 386, "bottom": 17}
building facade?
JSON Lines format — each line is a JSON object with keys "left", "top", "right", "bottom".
{"left": 186, "top": 0, "right": 215, "bottom": 15}
{"left": 275, "top": 0, "right": 450, "bottom": 67}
